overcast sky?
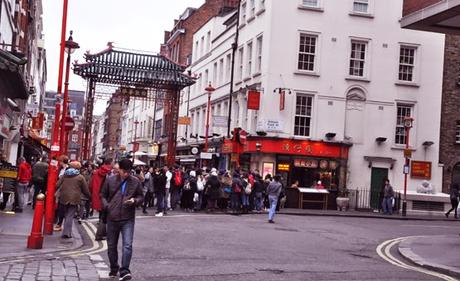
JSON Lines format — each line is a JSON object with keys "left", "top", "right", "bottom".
{"left": 43, "top": 0, "right": 205, "bottom": 114}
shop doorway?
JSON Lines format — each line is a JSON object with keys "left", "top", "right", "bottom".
{"left": 370, "top": 168, "right": 388, "bottom": 209}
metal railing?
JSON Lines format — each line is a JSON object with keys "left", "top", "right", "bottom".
{"left": 348, "top": 189, "right": 402, "bottom": 213}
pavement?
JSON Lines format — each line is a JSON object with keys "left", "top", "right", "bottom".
{"left": 0, "top": 206, "right": 100, "bottom": 281}
{"left": 1, "top": 204, "right": 459, "bottom": 280}
{"left": 398, "top": 235, "right": 460, "bottom": 278}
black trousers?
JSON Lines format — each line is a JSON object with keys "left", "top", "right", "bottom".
{"left": 446, "top": 198, "right": 459, "bottom": 217}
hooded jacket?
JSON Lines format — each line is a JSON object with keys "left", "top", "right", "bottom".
{"left": 17, "top": 161, "right": 32, "bottom": 184}
{"left": 56, "top": 168, "right": 90, "bottom": 205}
{"left": 90, "top": 164, "right": 112, "bottom": 211}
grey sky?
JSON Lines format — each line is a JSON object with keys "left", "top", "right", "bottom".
{"left": 43, "top": 0, "right": 205, "bottom": 114}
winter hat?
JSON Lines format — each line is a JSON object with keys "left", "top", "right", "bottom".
{"left": 69, "top": 161, "right": 82, "bottom": 170}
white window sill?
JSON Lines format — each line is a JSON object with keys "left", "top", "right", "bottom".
{"left": 247, "top": 16, "right": 256, "bottom": 23}
{"left": 239, "top": 23, "right": 247, "bottom": 30}
{"left": 243, "top": 76, "right": 252, "bottom": 82}
{"left": 235, "top": 80, "right": 243, "bottom": 86}
{"left": 298, "top": 5, "right": 324, "bottom": 12}
{"left": 345, "top": 76, "right": 370, "bottom": 83}
{"left": 252, "top": 72, "right": 262, "bottom": 78}
{"left": 256, "top": 8, "right": 265, "bottom": 16}
{"left": 391, "top": 145, "right": 415, "bottom": 151}
{"left": 295, "top": 71, "right": 320, "bottom": 77}
{"left": 395, "top": 81, "right": 420, "bottom": 88}
{"left": 349, "top": 11, "right": 374, "bottom": 18}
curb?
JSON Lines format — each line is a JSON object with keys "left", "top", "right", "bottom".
{"left": 277, "top": 211, "right": 455, "bottom": 222}
{"left": 398, "top": 236, "right": 460, "bottom": 278}
{"left": 0, "top": 221, "right": 86, "bottom": 261}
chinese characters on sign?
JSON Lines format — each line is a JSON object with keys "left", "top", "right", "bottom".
{"left": 410, "top": 161, "right": 432, "bottom": 179}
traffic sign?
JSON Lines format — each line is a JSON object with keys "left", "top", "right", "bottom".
{"left": 64, "top": 116, "right": 75, "bottom": 131}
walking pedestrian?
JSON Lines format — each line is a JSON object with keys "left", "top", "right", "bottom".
{"left": 170, "top": 166, "right": 183, "bottom": 210}
{"left": 142, "top": 167, "right": 154, "bottom": 214}
{"left": 55, "top": 161, "right": 90, "bottom": 239}
{"left": 153, "top": 167, "right": 166, "bottom": 217}
{"left": 165, "top": 167, "right": 172, "bottom": 210}
{"left": 445, "top": 183, "right": 459, "bottom": 219}
{"left": 31, "top": 156, "right": 48, "bottom": 209}
{"left": 100, "top": 159, "right": 144, "bottom": 280}
{"left": 381, "top": 179, "right": 395, "bottom": 215}
{"left": 266, "top": 175, "right": 282, "bottom": 223}
{"left": 253, "top": 173, "right": 265, "bottom": 212}
{"left": 15, "top": 157, "right": 32, "bottom": 212}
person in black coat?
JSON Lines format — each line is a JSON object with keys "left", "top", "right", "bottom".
{"left": 182, "top": 170, "right": 197, "bottom": 212}
{"left": 446, "top": 183, "right": 459, "bottom": 219}
{"left": 153, "top": 168, "right": 167, "bottom": 216}
{"left": 205, "top": 171, "right": 221, "bottom": 212}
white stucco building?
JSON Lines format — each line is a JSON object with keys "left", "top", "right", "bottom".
{"left": 178, "top": 0, "right": 445, "bottom": 204}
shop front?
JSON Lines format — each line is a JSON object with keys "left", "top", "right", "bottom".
{"left": 222, "top": 137, "right": 351, "bottom": 209}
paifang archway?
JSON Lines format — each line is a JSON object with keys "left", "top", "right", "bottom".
{"left": 73, "top": 45, "right": 195, "bottom": 166}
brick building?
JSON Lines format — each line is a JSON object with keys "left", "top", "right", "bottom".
{"left": 102, "top": 92, "right": 123, "bottom": 159}
{"left": 402, "top": 0, "right": 460, "bottom": 190}
{"left": 160, "top": 0, "right": 239, "bottom": 66}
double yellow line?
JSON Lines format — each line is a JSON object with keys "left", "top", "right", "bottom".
{"left": 376, "top": 236, "right": 457, "bottom": 281}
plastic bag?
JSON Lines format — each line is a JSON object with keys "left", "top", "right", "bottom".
{"left": 0, "top": 192, "right": 3, "bottom": 204}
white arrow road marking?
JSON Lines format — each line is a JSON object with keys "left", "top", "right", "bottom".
{"left": 376, "top": 236, "right": 457, "bottom": 281}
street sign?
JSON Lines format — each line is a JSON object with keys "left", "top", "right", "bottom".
{"left": 403, "top": 165, "right": 410, "bottom": 174}
{"left": 403, "top": 149, "right": 412, "bottom": 158}
{"left": 200, "top": 152, "right": 213, "bottom": 159}
{"left": 178, "top": 116, "right": 191, "bottom": 125}
{"left": 64, "top": 116, "right": 75, "bottom": 131}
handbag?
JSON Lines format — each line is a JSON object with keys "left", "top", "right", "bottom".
{"left": 244, "top": 183, "right": 252, "bottom": 195}
{"left": 197, "top": 179, "right": 205, "bottom": 192}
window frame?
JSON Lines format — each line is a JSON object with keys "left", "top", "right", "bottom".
{"left": 255, "top": 35, "right": 263, "bottom": 74}
{"left": 301, "top": 0, "right": 320, "bottom": 8}
{"left": 394, "top": 104, "right": 414, "bottom": 146}
{"left": 238, "top": 47, "right": 244, "bottom": 82}
{"left": 246, "top": 41, "right": 253, "bottom": 78}
{"left": 293, "top": 94, "right": 314, "bottom": 138}
{"left": 396, "top": 43, "right": 420, "bottom": 86}
{"left": 296, "top": 31, "right": 320, "bottom": 74}
{"left": 348, "top": 38, "right": 370, "bottom": 79}
{"left": 240, "top": 2, "right": 247, "bottom": 24}
{"left": 352, "top": 0, "right": 369, "bottom": 14}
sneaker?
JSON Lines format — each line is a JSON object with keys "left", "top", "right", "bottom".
{"left": 109, "top": 270, "right": 118, "bottom": 278}
{"left": 54, "top": 225, "right": 62, "bottom": 231}
{"left": 268, "top": 220, "right": 275, "bottom": 224}
{"left": 119, "top": 272, "right": 132, "bottom": 281}
{"left": 155, "top": 212, "right": 164, "bottom": 217}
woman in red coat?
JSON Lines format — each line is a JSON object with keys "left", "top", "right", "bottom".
{"left": 90, "top": 161, "right": 112, "bottom": 212}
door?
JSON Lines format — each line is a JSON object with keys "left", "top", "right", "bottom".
{"left": 370, "top": 168, "right": 388, "bottom": 209}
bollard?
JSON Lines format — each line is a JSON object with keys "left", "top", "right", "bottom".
{"left": 27, "top": 193, "right": 45, "bottom": 249}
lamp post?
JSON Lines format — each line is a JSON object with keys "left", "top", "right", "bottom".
{"left": 43, "top": 0, "right": 70, "bottom": 235}
{"left": 402, "top": 116, "right": 414, "bottom": 217}
{"left": 204, "top": 83, "right": 215, "bottom": 152}
{"left": 59, "top": 31, "right": 80, "bottom": 156}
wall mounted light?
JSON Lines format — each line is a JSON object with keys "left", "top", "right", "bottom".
{"left": 422, "top": 141, "right": 434, "bottom": 147}
{"left": 325, "top": 132, "right": 336, "bottom": 140}
{"left": 375, "top": 137, "right": 387, "bottom": 144}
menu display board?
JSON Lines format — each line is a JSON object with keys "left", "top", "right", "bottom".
{"left": 410, "top": 161, "right": 432, "bottom": 179}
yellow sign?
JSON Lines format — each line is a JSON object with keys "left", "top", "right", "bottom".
{"left": 0, "top": 168, "right": 18, "bottom": 179}
{"left": 277, "top": 163, "right": 290, "bottom": 171}
{"left": 178, "top": 116, "right": 191, "bottom": 125}
{"left": 403, "top": 149, "right": 412, "bottom": 158}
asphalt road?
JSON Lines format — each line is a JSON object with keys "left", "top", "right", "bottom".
{"left": 93, "top": 212, "right": 460, "bottom": 281}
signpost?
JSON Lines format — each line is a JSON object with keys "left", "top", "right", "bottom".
{"left": 64, "top": 116, "right": 75, "bottom": 131}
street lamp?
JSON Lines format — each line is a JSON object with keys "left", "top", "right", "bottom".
{"left": 204, "top": 82, "right": 215, "bottom": 152}
{"left": 59, "top": 31, "right": 79, "bottom": 155}
{"left": 402, "top": 116, "right": 414, "bottom": 217}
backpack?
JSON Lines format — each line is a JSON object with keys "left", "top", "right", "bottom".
{"left": 174, "top": 171, "right": 182, "bottom": 186}
{"left": 232, "top": 181, "right": 242, "bottom": 193}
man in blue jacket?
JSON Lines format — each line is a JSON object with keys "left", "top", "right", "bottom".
{"left": 101, "top": 159, "right": 143, "bottom": 281}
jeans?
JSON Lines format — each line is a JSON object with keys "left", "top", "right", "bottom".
{"left": 241, "top": 194, "right": 250, "bottom": 208}
{"left": 155, "top": 191, "right": 165, "bottom": 213}
{"left": 63, "top": 204, "right": 77, "bottom": 237}
{"left": 16, "top": 182, "right": 28, "bottom": 210}
{"left": 382, "top": 197, "right": 393, "bottom": 215}
{"left": 107, "top": 219, "right": 135, "bottom": 275}
{"left": 254, "top": 192, "right": 264, "bottom": 211}
{"left": 231, "top": 193, "right": 241, "bottom": 212}
{"left": 268, "top": 195, "right": 278, "bottom": 221}
{"left": 142, "top": 191, "right": 153, "bottom": 212}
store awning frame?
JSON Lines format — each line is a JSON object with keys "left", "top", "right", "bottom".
{"left": 0, "top": 49, "right": 28, "bottom": 100}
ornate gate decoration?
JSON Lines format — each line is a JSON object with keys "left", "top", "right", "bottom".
{"left": 73, "top": 44, "right": 195, "bottom": 165}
